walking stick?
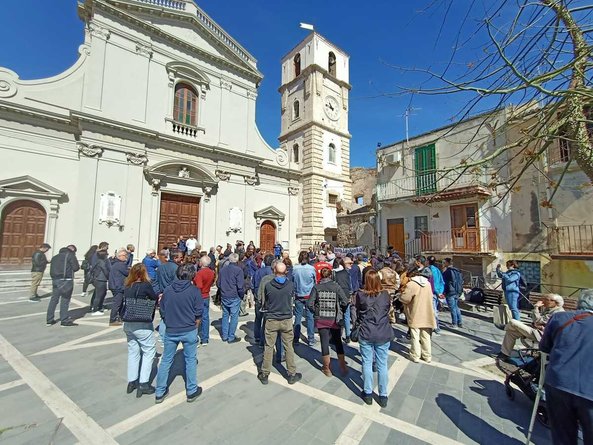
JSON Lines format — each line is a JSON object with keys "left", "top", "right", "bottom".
{"left": 526, "top": 352, "right": 548, "bottom": 445}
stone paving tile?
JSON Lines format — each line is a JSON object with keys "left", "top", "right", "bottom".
{"left": 0, "top": 285, "right": 554, "bottom": 445}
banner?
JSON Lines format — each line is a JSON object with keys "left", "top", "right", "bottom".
{"left": 334, "top": 246, "right": 365, "bottom": 255}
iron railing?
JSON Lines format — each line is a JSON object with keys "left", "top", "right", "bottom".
{"left": 551, "top": 225, "right": 593, "bottom": 255}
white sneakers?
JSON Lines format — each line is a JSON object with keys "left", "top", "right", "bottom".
{"left": 91, "top": 310, "right": 104, "bottom": 316}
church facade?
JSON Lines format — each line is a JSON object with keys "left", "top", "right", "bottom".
{"left": 0, "top": 0, "right": 351, "bottom": 265}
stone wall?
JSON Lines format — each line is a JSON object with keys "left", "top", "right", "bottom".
{"left": 350, "top": 167, "right": 377, "bottom": 210}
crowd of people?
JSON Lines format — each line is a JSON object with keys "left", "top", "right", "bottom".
{"left": 27, "top": 239, "right": 593, "bottom": 443}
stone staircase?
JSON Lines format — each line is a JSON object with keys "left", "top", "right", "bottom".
{"left": 0, "top": 270, "right": 82, "bottom": 292}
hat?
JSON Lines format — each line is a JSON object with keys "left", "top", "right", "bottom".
{"left": 41, "top": 243, "right": 51, "bottom": 249}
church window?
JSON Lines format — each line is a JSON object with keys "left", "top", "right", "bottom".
{"left": 328, "top": 143, "right": 336, "bottom": 164}
{"left": 174, "top": 83, "right": 198, "bottom": 126}
{"left": 292, "top": 144, "right": 300, "bottom": 163}
{"left": 293, "top": 100, "right": 300, "bottom": 120}
{"left": 294, "top": 53, "right": 301, "bottom": 77}
{"left": 328, "top": 52, "right": 336, "bottom": 76}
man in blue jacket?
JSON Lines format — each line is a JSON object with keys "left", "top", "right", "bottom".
{"left": 155, "top": 264, "right": 203, "bottom": 404}
{"left": 539, "top": 289, "right": 593, "bottom": 445}
{"left": 108, "top": 248, "right": 129, "bottom": 326}
{"left": 292, "top": 250, "right": 317, "bottom": 346}
{"left": 428, "top": 256, "right": 445, "bottom": 330}
{"left": 218, "top": 253, "right": 244, "bottom": 343}
{"left": 155, "top": 249, "right": 183, "bottom": 340}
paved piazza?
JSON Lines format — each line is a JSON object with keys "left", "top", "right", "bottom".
{"left": 0, "top": 283, "right": 552, "bottom": 445}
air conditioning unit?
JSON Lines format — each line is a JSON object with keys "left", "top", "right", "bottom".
{"left": 384, "top": 152, "right": 401, "bottom": 165}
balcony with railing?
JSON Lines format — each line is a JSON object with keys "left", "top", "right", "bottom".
{"left": 377, "top": 170, "right": 491, "bottom": 203}
{"left": 549, "top": 225, "right": 593, "bottom": 258}
{"left": 136, "top": 0, "right": 187, "bottom": 10}
{"left": 405, "top": 227, "right": 498, "bottom": 257}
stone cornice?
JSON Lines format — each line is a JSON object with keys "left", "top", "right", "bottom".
{"left": 278, "top": 121, "right": 352, "bottom": 142}
{"left": 83, "top": 0, "right": 263, "bottom": 83}
{"left": 278, "top": 64, "right": 351, "bottom": 93}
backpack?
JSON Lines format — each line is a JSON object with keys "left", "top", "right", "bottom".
{"left": 449, "top": 267, "right": 464, "bottom": 296}
{"left": 49, "top": 252, "right": 69, "bottom": 279}
{"left": 468, "top": 287, "right": 485, "bottom": 304}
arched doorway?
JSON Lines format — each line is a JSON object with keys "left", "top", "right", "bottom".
{"left": 0, "top": 200, "right": 47, "bottom": 265}
{"left": 259, "top": 220, "right": 276, "bottom": 254}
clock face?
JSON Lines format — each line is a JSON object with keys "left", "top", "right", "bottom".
{"left": 324, "top": 95, "right": 340, "bottom": 121}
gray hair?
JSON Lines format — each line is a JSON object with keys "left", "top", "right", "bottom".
{"left": 146, "top": 248, "right": 156, "bottom": 255}
{"left": 548, "top": 294, "right": 564, "bottom": 307}
{"left": 199, "top": 255, "right": 211, "bottom": 267}
{"left": 271, "top": 258, "right": 282, "bottom": 269}
{"left": 116, "top": 248, "right": 128, "bottom": 257}
{"left": 577, "top": 289, "right": 593, "bottom": 311}
{"left": 228, "top": 253, "right": 239, "bottom": 263}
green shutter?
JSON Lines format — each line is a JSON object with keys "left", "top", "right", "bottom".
{"left": 415, "top": 144, "right": 436, "bottom": 195}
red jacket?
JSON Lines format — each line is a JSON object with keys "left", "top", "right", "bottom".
{"left": 314, "top": 261, "right": 333, "bottom": 283}
{"left": 193, "top": 267, "right": 215, "bottom": 299}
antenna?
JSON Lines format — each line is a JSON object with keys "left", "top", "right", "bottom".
{"left": 397, "top": 106, "right": 422, "bottom": 143}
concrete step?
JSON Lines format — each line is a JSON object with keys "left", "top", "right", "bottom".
{"left": 0, "top": 271, "right": 82, "bottom": 291}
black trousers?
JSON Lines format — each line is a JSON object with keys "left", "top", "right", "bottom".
{"left": 547, "top": 385, "right": 593, "bottom": 445}
{"left": 319, "top": 327, "right": 344, "bottom": 356}
{"left": 91, "top": 280, "right": 108, "bottom": 312}
{"left": 47, "top": 279, "right": 73, "bottom": 323}
{"left": 109, "top": 291, "right": 124, "bottom": 322}
{"left": 82, "top": 270, "right": 92, "bottom": 292}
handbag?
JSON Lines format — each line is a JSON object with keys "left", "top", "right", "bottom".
{"left": 122, "top": 284, "right": 156, "bottom": 322}
{"left": 350, "top": 292, "right": 378, "bottom": 343}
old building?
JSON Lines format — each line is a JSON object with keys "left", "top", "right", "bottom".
{"left": 0, "top": 0, "right": 351, "bottom": 265}
{"left": 376, "top": 109, "right": 512, "bottom": 279}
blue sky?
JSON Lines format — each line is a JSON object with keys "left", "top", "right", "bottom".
{"left": 0, "top": 1, "right": 524, "bottom": 167}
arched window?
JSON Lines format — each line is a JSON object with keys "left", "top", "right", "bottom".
{"left": 173, "top": 83, "right": 198, "bottom": 126}
{"left": 328, "top": 52, "right": 336, "bottom": 76}
{"left": 293, "top": 100, "right": 300, "bottom": 120}
{"left": 292, "top": 144, "right": 300, "bottom": 163}
{"left": 328, "top": 143, "right": 336, "bottom": 164}
{"left": 294, "top": 53, "right": 301, "bottom": 77}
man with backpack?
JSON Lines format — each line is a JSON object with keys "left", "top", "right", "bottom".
{"left": 47, "top": 245, "right": 80, "bottom": 327}
{"left": 442, "top": 257, "right": 464, "bottom": 329}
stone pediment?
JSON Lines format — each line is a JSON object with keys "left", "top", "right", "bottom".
{"left": 0, "top": 176, "right": 66, "bottom": 200}
{"left": 254, "top": 206, "right": 285, "bottom": 222}
{"left": 98, "top": 0, "right": 261, "bottom": 79}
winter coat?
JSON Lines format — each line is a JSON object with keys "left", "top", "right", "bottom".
{"left": 108, "top": 258, "right": 129, "bottom": 294}
{"left": 49, "top": 247, "right": 80, "bottom": 280}
{"left": 92, "top": 257, "right": 111, "bottom": 282}
{"left": 334, "top": 267, "right": 352, "bottom": 298}
{"left": 31, "top": 250, "right": 48, "bottom": 273}
{"left": 351, "top": 290, "right": 394, "bottom": 344}
{"left": 400, "top": 276, "right": 437, "bottom": 329}
{"left": 307, "top": 278, "right": 349, "bottom": 326}
{"left": 498, "top": 268, "right": 522, "bottom": 297}
{"left": 218, "top": 263, "right": 244, "bottom": 300}
{"left": 429, "top": 265, "right": 445, "bottom": 295}
{"left": 348, "top": 265, "right": 362, "bottom": 293}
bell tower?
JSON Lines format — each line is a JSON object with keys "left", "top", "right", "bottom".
{"left": 279, "top": 32, "right": 352, "bottom": 249}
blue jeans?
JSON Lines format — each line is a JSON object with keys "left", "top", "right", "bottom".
{"left": 294, "top": 298, "right": 315, "bottom": 343}
{"left": 546, "top": 385, "right": 593, "bottom": 445}
{"left": 432, "top": 295, "right": 440, "bottom": 330}
{"left": 359, "top": 339, "right": 390, "bottom": 397}
{"left": 221, "top": 298, "right": 241, "bottom": 341}
{"left": 506, "top": 292, "right": 521, "bottom": 320}
{"left": 155, "top": 329, "right": 198, "bottom": 396}
{"left": 445, "top": 294, "right": 462, "bottom": 326}
{"left": 124, "top": 324, "right": 156, "bottom": 384}
{"left": 158, "top": 319, "right": 166, "bottom": 346}
{"left": 200, "top": 298, "right": 210, "bottom": 343}
{"left": 344, "top": 303, "right": 351, "bottom": 337}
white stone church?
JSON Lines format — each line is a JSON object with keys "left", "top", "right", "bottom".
{"left": 0, "top": 0, "right": 351, "bottom": 265}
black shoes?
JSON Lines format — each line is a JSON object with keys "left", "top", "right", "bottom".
{"left": 287, "top": 373, "right": 302, "bottom": 385}
{"left": 126, "top": 381, "right": 138, "bottom": 394}
{"left": 136, "top": 383, "right": 156, "bottom": 398}
{"left": 362, "top": 392, "right": 373, "bottom": 405}
{"left": 257, "top": 372, "right": 269, "bottom": 385}
{"left": 344, "top": 335, "right": 351, "bottom": 344}
{"left": 61, "top": 320, "right": 78, "bottom": 327}
{"left": 187, "top": 387, "right": 202, "bottom": 403}
{"left": 155, "top": 389, "right": 169, "bottom": 404}
{"left": 29, "top": 296, "right": 41, "bottom": 303}
{"left": 378, "top": 396, "right": 388, "bottom": 408}
{"left": 46, "top": 320, "right": 58, "bottom": 327}
{"left": 227, "top": 338, "right": 241, "bottom": 344}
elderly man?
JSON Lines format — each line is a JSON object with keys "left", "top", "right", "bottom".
{"left": 540, "top": 289, "right": 593, "bottom": 445}
{"left": 108, "top": 248, "right": 129, "bottom": 326}
{"left": 498, "top": 293, "right": 564, "bottom": 361}
{"left": 257, "top": 261, "right": 302, "bottom": 385}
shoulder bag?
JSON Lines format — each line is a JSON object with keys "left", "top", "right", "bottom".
{"left": 122, "top": 283, "right": 156, "bottom": 323}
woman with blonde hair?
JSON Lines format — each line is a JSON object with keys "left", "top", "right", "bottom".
{"left": 351, "top": 269, "right": 394, "bottom": 407}
{"left": 122, "top": 263, "right": 158, "bottom": 398}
